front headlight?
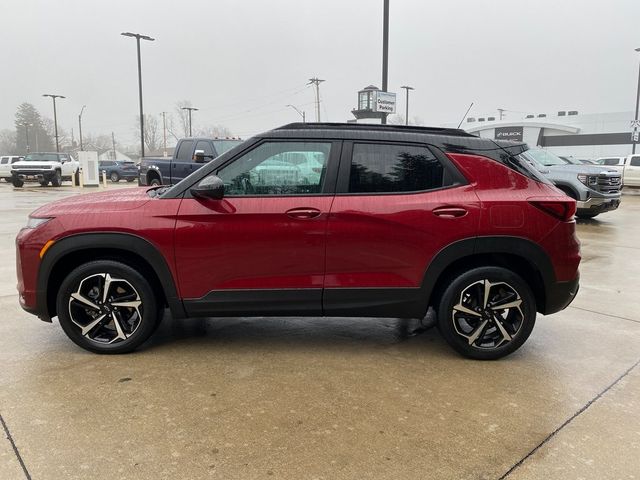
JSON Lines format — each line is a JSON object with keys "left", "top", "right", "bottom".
{"left": 577, "top": 174, "right": 598, "bottom": 187}
{"left": 25, "top": 217, "right": 52, "bottom": 229}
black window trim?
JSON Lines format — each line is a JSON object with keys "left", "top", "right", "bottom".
{"left": 181, "top": 138, "right": 343, "bottom": 199}
{"left": 334, "top": 140, "right": 467, "bottom": 196}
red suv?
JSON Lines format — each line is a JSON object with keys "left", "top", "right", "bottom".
{"left": 16, "top": 123, "right": 580, "bottom": 359}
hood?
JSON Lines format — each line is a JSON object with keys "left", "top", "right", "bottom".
{"left": 31, "top": 187, "right": 152, "bottom": 217}
{"left": 546, "top": 164, "right": 620, "bottom": 175}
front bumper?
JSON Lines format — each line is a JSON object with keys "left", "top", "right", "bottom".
{"left": 12, "top": 170, "right": 57, "bottom": 182}
{"left": 576, "top": 196, "right": 621, "bottom": 214}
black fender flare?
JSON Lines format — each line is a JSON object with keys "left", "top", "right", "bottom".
{"left": 421, "top": 236, "right": 556, "bottom": 311}
{"left": 37, "top": 232, "right": 185, "bottom": 321}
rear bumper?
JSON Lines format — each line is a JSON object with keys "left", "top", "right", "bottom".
{"left": 542, "top": 273, "right": 579, "bottom": 315}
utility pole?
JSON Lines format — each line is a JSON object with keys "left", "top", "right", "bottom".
{"left": 181, "top": 107, "right": 198, "bottom": 136}
{"left": 20, "top": 123, "right": 32, "bottom": 153}
{"left": 78, "top": 105, "right": 86, "bottom": 151}
{"left": 286, "top": 104, "right": 306, "bottom": 122}
{"left": 400, "top": 86, "right": 414, "bottom": 125}
{"left": 381, "top": 0, "right": 389, "bottom": 124}
{"left": 161, "top": 112, "right": 168, "bottom": 156}
{"left": 498, "top": 108, "right": 505, "bottom": 121}
{"left": 112, "top": 132, "right": 117, "bottom": 161}
{"left": 42, "top": 94, "right": 65, "bottom": 152}
{"left": 121, "top": 32, "right": 155, "bottom": 158}
{"left": 307, "top": 78, "right": 325, "bottom": 122}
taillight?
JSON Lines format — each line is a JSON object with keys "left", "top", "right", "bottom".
{"left": 529, "top": 199, "right": 576, "bottom": 221}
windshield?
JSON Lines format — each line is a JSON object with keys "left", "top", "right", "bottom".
{"left": 520, "top": 148, "right": 566, "bottom": 167}
{"left": 560, "top": 156, "right": 581, "bottom": 165}
{"left": 23, "top": 153, "right": 59, "bottom": 162}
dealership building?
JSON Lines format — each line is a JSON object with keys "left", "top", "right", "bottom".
{"left": 462, "top": 111, "right": 637, "bottom": 160}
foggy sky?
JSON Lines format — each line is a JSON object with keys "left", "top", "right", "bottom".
{"left": 2, "top": 0, "right": 639, "bottom": 148}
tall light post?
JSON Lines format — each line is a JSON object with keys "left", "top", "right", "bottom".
{"left": 42, "top": 94, "right": 65, "bottom": 152}
{"left": 78, "top": 105, "right": 86, "bottom": 151}
{"left": 286, "top": 104, "right": 306, "bottom": 122}
{"left": 121, "top": 31, "right": 155, "bottom": 158}
{"left": 381, "top": 0, "right": 389, "bottom": 124}
{"left": 400, "top": 86, "right": 414, "bottom": 125}
{"left": 181, "top": 107, "right": 198, "bottom": 136}
{"left": 633, "top": 47, "right": 640, "bottom": 154}
{"left": 20, "top": 123, "right": 32, "bottom": 153}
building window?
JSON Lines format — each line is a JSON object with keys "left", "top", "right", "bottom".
{"left": 358, "top": 91, "right": 372, "bottom": 111}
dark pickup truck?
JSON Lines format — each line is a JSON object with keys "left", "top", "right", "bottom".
{"left": 138, "top": 137, "right": 243, "bottom": 186}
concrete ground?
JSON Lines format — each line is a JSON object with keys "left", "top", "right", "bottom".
{"left": 0, "top": 181, "right": 639, "bottom": 480}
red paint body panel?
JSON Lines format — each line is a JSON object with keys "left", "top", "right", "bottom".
{"left": 325, "top": 185, "right": 481, "bottom": 288}
{"left": 174, "top": 196, "right": 334, "bottom": 298}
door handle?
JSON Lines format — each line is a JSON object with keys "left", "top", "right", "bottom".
{"left": 432, "top": 206, "right": 468, "bottom": 218}
{"left": 286, "top": 207, "right": 322, "bottom": 219}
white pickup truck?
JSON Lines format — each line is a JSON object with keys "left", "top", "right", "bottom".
{"left": 595, "top": 154, "right": 640, "bottom": 187}
{"left": 11, "top": 152, "right": 79, "bottom": 187}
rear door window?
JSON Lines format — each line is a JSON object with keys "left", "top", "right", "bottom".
{"left": 0, "top": 157, "right": 7, "bottom": 165}
{"left": 347, "top": 143, "right": 447, "bottom": 193}
{"left": 630, "top": 157, "right": 640, "bottom": 167}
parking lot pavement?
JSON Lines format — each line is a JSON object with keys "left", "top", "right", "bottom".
{"left": 0, "top": 181, "right": 638, "bottom": 480}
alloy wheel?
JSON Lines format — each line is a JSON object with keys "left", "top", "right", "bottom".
{"left": 68, "top": 273, "right": 143, "bottom": 344}
{"left": 451, "top": 279, "right": 524, "bottom": 349}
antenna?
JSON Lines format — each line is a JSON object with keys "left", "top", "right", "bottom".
{"left": 457, "top": 102, "right": 474, "bottom": 129}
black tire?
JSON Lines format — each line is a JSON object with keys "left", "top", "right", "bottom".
{"left": 126, "top": 178, "right": 135, "bottom": 182}
{"left": 437, "top": 266, "right": 536, "bottom": 360}
{"left": 576, "top": 212, "right": 599, "bottom": 220}
{"left": 12, "top": 178, "right": 23, "bottom": 188}
{"left": 39, "top": 180, "right": 49, "bottom": 187}
{"left": 149, "top": 176, "right": 161, "bottom": 186}
{"left": 51, "top": 170, "right": 62, "bottom": 187}
{"left": 56, "top": 260, "right": 162, "bottom": 354}
{"left": 110, "top": 172, "right": 120, "bottom": 183}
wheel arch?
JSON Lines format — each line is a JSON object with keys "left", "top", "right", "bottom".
{"left": 423, "top": 237, "right": 555, "bottom": 315}
{"left": 38, "top": 233, "right": 185, "bottom": 321}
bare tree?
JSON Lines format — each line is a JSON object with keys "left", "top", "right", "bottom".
{"left": 175, "top": 100, "right": 192, "bottom": 137}
{"left": 135, "top": 114, "right": 161, "bottom": 152}
{"left": 0, "top": 129, "right": 17, "bottom": 154}
{"left": 193, "top": 124, "right": 234, "bottom": 138}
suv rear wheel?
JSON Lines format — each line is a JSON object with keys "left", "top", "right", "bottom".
{"left": 56, "top": 260, "right": 162, "bottom": 354}
{"left": 437, "top": 267, "right": 536, "bottom": 360}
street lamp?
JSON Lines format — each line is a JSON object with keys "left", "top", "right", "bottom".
{"left": 400, "top": 86, "right": 414, "bottom": 126}
{"left": 633, "top": 47, "right": 640, "bottom": 154}
{"left": 381, "top": 0, "right": 389, "bottom": 124}
{"left": 121, "top": 31, "right": 155, "bottom": 158}
{"left": 286, "top": 104, "right": 306, "bottom": 122}
{"left": 78, "top": 105, "right": 86, "bottom": 151}
{"left": 20, "top": 123, "right": 32, "bottom": 153}
{"left": 181, "top": 107, "right": 198, "bottom": 137}
{"left": 42, "top": 94, "right": 65, "bottom": 152}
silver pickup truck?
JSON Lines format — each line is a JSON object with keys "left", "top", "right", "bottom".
{"left": 521, "top": 148, "right": 621, "bottom": 219}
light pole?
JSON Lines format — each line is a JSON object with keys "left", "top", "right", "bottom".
{"left": 181, "top": 107, "right": 198, "bottom": 136}
{"left": 400, "top": 86, "right": 414, "bottom": 125}
{"left": 633, "top": 47, "right": 640, "bottom": 154}
{"left": 121, "top": 31, "right": 155, "bottom": 158}
{"left": 286, "top": 104, "right": 306, "bottom": 122}
{"left": 78, "top": 105, "right": 86, "bottom": 151}
{"left": 42, "top": 94, "right": 65, "bottom": 152}
{"left": 381, "top": 0, "right": 389, "bottom": 124}
{"left": 20, "top": 123, "right": 32, "bottom": 153}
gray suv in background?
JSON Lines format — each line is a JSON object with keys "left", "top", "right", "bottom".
{"left": 521, "top": 148, "right": 621, "bottom": 219}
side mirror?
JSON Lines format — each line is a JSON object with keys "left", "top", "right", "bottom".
{"left": 190, "top": 175, "right": 224, "bottom": 200}
{"left": 193, "top": 149, "right": 206, "bottom": 163}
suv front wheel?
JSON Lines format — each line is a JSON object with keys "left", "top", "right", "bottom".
{"left": 56, "top": 260, "right": 162, "bottom": 354}
{"left": 437, "top": 267, "right": 536, "bottom": 360}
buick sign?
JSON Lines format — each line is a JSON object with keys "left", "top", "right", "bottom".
{"left": 495, "top": 126, "right": 523, "bottom": 142}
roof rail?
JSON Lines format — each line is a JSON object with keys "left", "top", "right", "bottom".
{"left": 275, "top": 122, "right": 474, "bottom": 137}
